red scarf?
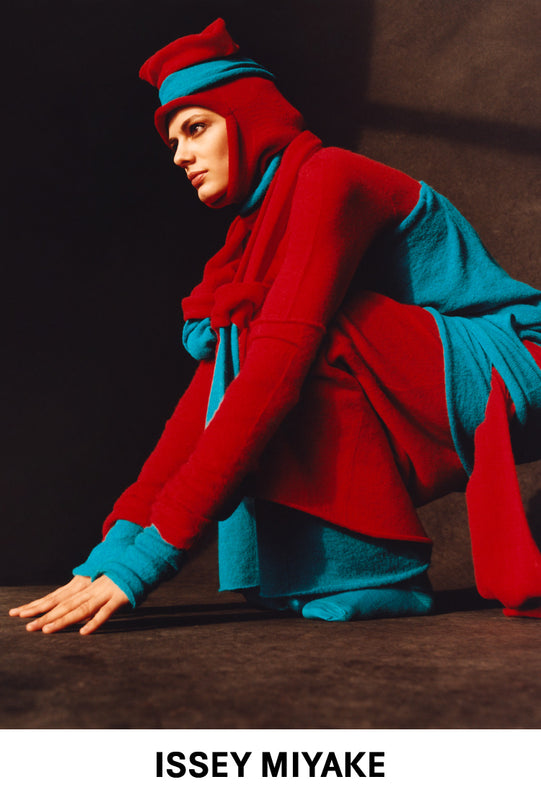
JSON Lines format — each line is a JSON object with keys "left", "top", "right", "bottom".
{"left": 181, "top": 129, "right": 323, "bottom": 336}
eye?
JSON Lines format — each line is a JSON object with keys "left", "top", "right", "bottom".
{"left": 189, "top": 121, "right": 206, "bottom": 136}
{"left": 169, "top": 141, "right": 177, "bottom": 157}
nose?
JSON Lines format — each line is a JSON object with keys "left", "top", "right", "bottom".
{"left": 172, "top": 140, "right": 194, "bottom": 168}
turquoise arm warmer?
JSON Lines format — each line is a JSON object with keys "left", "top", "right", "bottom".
{"left": 72, "top": 519, "right": 143, "bottom": 579}
{"left": 99, "top": 525, "right": 185, "bottom": 608}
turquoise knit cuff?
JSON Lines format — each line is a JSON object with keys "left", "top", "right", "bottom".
{"left": 99, "top": 525, "right": 185, "bottom": 607}
{"left": 72, "top": 519, "right": 143, "bottom": 579}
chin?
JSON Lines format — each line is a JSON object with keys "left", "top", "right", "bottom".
{"left": 198, "top": 187, "right": 229, "bottom": 207}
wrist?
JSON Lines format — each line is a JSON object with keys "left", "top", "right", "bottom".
{"left": 72, "top": 519, "right": 143, "bottom": 579}
{"left": 100, "top": 525, "right": 185, "bottom": 607}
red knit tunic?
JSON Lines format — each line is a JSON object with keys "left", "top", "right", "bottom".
{"left": 104, "top": 138, "right": 464, "bottom": 549}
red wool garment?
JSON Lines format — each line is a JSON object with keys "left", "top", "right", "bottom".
{"left": 100, "top": 16, "right": 541, "bottom": 614}
{"left": 104, "top": 133, "right": 440, "bottom": 547}
{"left": 103, "top": 132, "right": 541, "bottom": 612}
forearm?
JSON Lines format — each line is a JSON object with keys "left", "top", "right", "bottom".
{"left": 149, "top": 324, "right": 325, "bottom": 547}
{"left": 103, "top": 359, "right": 214, "bottom": 534}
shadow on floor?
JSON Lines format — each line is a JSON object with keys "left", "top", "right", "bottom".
{"left": 55, "top": 586, "right": 502, "bottom": 635}
{"left": 63, "top": 601, "right": 293, "bottom": 635}
{"left": 433, "top": 587, "right": 500, "bottom": 615}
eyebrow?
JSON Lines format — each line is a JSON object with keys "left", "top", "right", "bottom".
{"left": 169, "top": 114, "right": 207, "bottom": 144}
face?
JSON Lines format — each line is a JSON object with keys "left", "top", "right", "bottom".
{"left": 167, "top": 106, "right": 229, "bottom": 204}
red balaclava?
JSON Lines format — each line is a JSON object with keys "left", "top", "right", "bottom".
{"left": 139, "top": 18, "right": 305, "bottom": 207}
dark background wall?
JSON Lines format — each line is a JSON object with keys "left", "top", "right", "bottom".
{"left": 3, "top": 0, "right": 540, "bottom": 584}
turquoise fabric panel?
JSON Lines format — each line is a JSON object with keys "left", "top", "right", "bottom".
{"left": 217, "top": 497, "right": 431, "bottom": 597}
{"left": 301, "top": 581, "right": 434, "bottom": 620}
{"left": 206, "top": 325, "right": 240, "bottom": 424}
{"left": 381, "top": 182, "right": 541, "bottom": 315}
{"left": 379, "top": 182, "right": 541, "bottom": 473}
{"left": 182, "top": 318, "right": 217, "bottom": 361}
{"left": 239, "top": 153, "right": 282, "bottom": 216}
{"left": 247, "top": 500, "right": 430, "bottom": 598}
{"left": 159, "top": 57, "right": 275, "bottom": 105}
{"left": 431, "top": 312, "right": 541, "bottom": 472}
{"left": 206, "top": 324, "right": 261, "bottom": 590}
{"left": 204, "top": 325, "right": 427, "bottom": 596}
{"left": 217, "top": 495, "right": 431, "bottom": 597}
{"left": 217, "top": 495, "right": 260, "bottom": 591}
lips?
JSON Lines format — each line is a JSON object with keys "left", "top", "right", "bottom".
{"left": 188, "top": 171, "right": 206, "bottom": 189}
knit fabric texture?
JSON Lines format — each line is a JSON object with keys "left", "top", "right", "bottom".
{"left": 158, "top": 56, "right": 275, "bottom": 105}
{"left": 204, "top": 323, "right": 260, "bottom": 590}
{"left": 186, "top": 317, "right": 432, "bottom": 596}
{"left": 74, "top": 521, "right": 184, "bottom": 607}
{"left": 73, "top": 519, "right": 143, "bottom": 580}
{"left": 253, "top": 501, "right": 431, "bottom": 599}
{"left": 301, "top": 581, "right": 434, "bottom": 621}
{"left": 379, "top": 182, "right": 541, "bottom": 473}
{"left": 100, "top": 525, "right": 185, "bottom": 608}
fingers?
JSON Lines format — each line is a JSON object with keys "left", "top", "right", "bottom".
{"left": 9, "top": 576, "right": 92, "bottom": 618}
{"left": 22, "top": 576, "right": 129, "bottom": 635}
{"left": 29, "top": 597, "right": 94, "bottom": 634}
{"left": 79, "top": 595, "right": 126, "bottom": 636}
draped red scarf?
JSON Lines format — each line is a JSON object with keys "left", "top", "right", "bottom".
{"left": 181, "top": 129, "right": 323, "bottom": 337}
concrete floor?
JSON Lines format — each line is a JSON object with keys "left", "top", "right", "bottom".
{"left": 2, "top": 543, "right": 540, "bottom": 730}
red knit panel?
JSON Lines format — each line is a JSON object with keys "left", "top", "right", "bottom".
{"left": 254, "top": 292, "right": 464, "bottom": 541}
{"left": 467, "top": 342, "right": 541, "bottom": 610}
{"left": 102, "top": 360, "right": 214, "bottom": 537}
{"left": 139, "top": 18, "right": 239, "bottom": 88}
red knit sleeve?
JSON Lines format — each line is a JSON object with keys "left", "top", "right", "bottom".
{"left": 102, "top": 358, "right": 214, "bottom": 536}
{"left": 147, "top": 149, "right": 420, "bottom": 548}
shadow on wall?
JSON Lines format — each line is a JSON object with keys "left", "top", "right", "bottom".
{"left": 360, "top": 101, "right": 540, "bottom": 155}
{"left": 225, "top": 0, "right": 374, "bottom": 150}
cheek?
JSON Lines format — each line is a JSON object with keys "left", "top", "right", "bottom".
{"left": 221, "top": 153, "right": 229, "bottom": 186}
{"left": 219, "top": 133, "right": 229, "bottom": 184}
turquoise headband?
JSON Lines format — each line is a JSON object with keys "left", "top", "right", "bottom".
{"left": 159, "top": 56, "right": 276, "bottom": 106}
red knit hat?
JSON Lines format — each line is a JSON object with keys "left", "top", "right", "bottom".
{"left": 139, "top": 19, "right": 304, "bottom": 207}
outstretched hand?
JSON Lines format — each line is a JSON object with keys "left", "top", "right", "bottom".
{"left": 9, "top": 574, "right": 129, "bottom": 635}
